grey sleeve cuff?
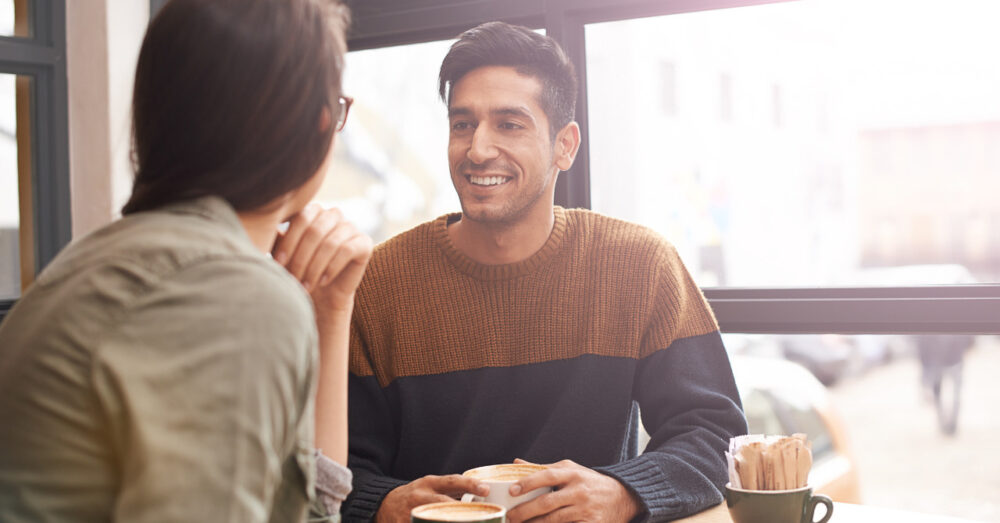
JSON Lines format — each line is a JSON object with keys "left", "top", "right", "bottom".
{"left": 316, "top": 450, "right": 353, "bottom": 516}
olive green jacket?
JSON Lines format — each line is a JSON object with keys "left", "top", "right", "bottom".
{"left": 0, "top": 197, "right": 319, "bottom": 522}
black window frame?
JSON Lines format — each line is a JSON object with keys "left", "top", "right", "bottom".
{"left": 0, "top": 0, "right": 71, "bottom": 323}
{"left": 144, "top": 0, "right": 1000, "bottom": 335}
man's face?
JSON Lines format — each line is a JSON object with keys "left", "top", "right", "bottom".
{"left": 447, "top": 66, "right": 560, "bottom": 225}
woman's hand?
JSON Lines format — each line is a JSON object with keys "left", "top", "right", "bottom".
{"left": 273, "top": 203, "right": 373, "bottom": 465}
{"left": 272, "top": 203, "right": 373, "bottom": 315}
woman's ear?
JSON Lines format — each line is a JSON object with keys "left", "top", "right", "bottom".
{"left": 554, "top": 121, "right": 581, "bottom": 171}
{"left": 318, "top": 106, "right": 333, "bottom": 132}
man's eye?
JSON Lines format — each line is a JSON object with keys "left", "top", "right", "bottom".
{"left": 500, "top": 122, "right": 523, "bottom": 130}
{"left": 451, "top": 121, "right": 473, "bottom": 131}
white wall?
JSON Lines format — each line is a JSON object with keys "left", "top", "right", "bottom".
{"left": 66, "top": 0, "right": 148, "bottom": 238}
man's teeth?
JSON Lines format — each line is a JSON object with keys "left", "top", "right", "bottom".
{"left": 470, "top": 176, "right": 509, "bottom": 186}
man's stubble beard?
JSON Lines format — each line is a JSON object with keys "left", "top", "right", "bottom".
{"left": 458, "top": 173, "right": 555, "bottom": 226}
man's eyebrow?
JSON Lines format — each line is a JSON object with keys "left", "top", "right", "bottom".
{"left": 447, "top": 106, "right": 536, "bottom": 122}
{"left": 493, "top": 106, "right": 534, "bottom": 121}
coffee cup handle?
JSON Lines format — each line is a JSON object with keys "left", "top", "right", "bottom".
{"left": 806, "top": 493, "right": 834, "bottom": 523}
{"left": 460, "top": 493, "right": 475, "bottom": 503}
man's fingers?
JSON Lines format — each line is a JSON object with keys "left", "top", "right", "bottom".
{"left": 426, "top": 474, "right": 489, "bottom": 497}
{"left": 521, "top": 506, "right": 579, "bottom": 523}
{"left": 414, "top": 492, "right": 457, "bottom": 508}
{"left": 505, "top": 489, "right": 572, "bottom": 523}
{"left": 510, "top": 467, "right": 565, "bottom": 497}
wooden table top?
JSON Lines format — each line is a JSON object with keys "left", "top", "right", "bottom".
{"left": 675, "top": 502, "right": 981, "bottom": 522}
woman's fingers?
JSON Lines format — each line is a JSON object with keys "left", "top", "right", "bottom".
{"left": 301, "top": 220, "right": 358, "bottom": 291}
{"left": 285, "top": 208, "right": 343, "bottom": 280}
{"left": 272, "top": 203, "right": 321, "bottom": 265}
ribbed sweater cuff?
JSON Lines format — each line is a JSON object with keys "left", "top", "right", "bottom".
{"left": 342, "top": 475, "right": 408, "bottom": 521}
{"left": 596, "top": 457, "right": 686, "bottom": 523}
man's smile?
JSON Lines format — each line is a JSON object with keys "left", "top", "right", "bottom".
{"left": 467, "top": 175, "right": 512, "bottom": 186}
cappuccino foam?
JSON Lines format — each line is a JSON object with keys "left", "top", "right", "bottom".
{"left": 464, "top": 464, "right": 547, "bottom": 482}
{"left": 412, "top": 502, "right": 503, "bottom": 521}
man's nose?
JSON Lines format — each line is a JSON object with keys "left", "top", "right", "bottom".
{"left": 467, "top": 126, "right": 500, "bottom": 164}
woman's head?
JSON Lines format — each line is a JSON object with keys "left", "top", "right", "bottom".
{"left": 123, "top": 0, "right": 350, "bottom": 215}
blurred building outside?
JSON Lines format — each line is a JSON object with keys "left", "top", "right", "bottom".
{"left": 858, "top": 122, "right": 1000, "bottom": 275}
{"left": 584, "top": 0, "right": 1000, "bottom": 288}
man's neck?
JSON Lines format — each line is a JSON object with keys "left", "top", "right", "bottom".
{"left": 448, "top": 207, "right": 555, "bottom": 265}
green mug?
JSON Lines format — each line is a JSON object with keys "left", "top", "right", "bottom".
{"left": 725, "top": 483, "right": 833, "bottom": 523}
{"left": 411, "top": 501, "right": 506, "bottom": 523}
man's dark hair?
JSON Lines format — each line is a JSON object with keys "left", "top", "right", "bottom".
{"left": 438, "top": 21, "right": 578, "bottom": 139}
{"left": 123, "top": 0, "right": 350, "bottom": 215}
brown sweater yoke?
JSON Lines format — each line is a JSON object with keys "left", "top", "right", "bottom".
{"left": 349, "top": 207, "right": 719, "bottom": 387}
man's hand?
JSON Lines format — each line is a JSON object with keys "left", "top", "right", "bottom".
{"left": 272, "top": 203, "right": 373, "bottom": 315}
{"left": 375, "top": 475, "right": 489, "bottom": 523}
{"left": 506, "top": 459, "right": 641, "bottom": 523}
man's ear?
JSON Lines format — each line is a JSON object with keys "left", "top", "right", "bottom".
{"left": 554, "top": 121, "right": 581, "bottom": 172}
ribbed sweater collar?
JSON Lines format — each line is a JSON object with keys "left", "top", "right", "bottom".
{"left": 432, "top": 206, "right": 569, "bottom": 281}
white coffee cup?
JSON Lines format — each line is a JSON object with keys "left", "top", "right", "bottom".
{"left": 460, "top": 463, "right": 552, "bottom": 509}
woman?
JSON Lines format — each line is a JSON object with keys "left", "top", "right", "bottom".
{"left": 0, "top": 0, "right": 366, "bottom": 521}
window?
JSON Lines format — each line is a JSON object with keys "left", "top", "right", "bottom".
{"left": 1, "top": 2, "right": 11, "bottom": 35}
{"left": 771, "top": 83, "right": 782, "bottom": 127}
{"left": 740, "top": 390, "right": 783, "bottom": 436}
{"left": 586, "top": 2, "right": 1000, "bottom": 290}
{"left": 315, "top": 39, "right": 459, "bottom": 243}
{"left": 660, "top": 61, "right": 677, "bottom": 116}
{"left": 1, "top": 1, "right": 32, "bottom": 303}
{"left": 1, "top": 1, "right": 25, "bottom": 37}
{"left": 719, "top": 73, "right": 733, "bottom": 122}
{"left": 0, "top": 73, "right": 24, "bottom": 300}
{"left": 0, "top": 0, "right": 71, "bottom": 321}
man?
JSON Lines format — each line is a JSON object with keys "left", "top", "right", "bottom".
{"left": 341, "top": 22, "right": 747, "bottom": 523}
{"left": 915, "top": 334, "right": 973, "bottom": 435}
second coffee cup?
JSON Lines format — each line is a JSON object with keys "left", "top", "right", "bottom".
{"left": 725, "top": 483, "right": 833, "bottom": 523}
{"left": 461, "top": 464, "right": 552, "bottom": 509}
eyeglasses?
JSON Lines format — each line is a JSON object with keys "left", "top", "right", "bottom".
{"left": 335, "top": 95, "right": 353, "bottom": 132}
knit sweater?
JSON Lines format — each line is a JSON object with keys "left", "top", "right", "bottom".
{"left": 343, "top": 207, "right": 747, "bottom": 522}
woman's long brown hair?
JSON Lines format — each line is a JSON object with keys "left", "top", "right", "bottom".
{"left": 123, "top": 0, "right": 349, "bottom": 215}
